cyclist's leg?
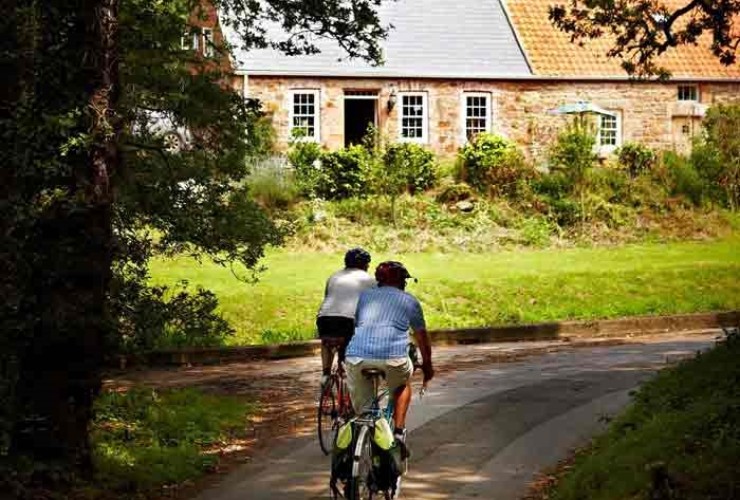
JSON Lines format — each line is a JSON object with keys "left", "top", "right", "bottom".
{"left": 317, "top": 316, "right": 336, "bottom": 377}
{"left": 385, "top": 357, "right": 413, "bottom": 430}
{"left": 337, "top": 317, "right": 354, "bottom": 371}
{"left": 345, "top": 359, "right": 374, "bottom": 415}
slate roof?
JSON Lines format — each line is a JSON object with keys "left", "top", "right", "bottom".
{"left": 506, "top": 0, "right": 740, "bottom": 80}
{"left": 222, "top": 0, "right": 533, "bottom": 78}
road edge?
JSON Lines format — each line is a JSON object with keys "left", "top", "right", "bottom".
{"left": 135, "top": 310, "right": 738, "bottom": 367}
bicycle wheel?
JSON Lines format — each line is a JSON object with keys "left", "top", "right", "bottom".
{"left": 347, "top": 424, "right": 374, "bottom": 500}
{"left": 318, "top": 377, "right": 338, "bottom": 455}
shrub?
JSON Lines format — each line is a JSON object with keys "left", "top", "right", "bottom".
{"left": 112, "top": 278, "right": 234, "bottom": 355}
{"left": 381, "top": 143, "right": 437, "bottom": 194}
{"left": 549, "top": 120, "right": 598, "bottom": 191}
{"left": 435, "top": 181, "right": 475, "bottom": 204}
{"left": 247, "top": 156, "right": 300, "bottom": 211}
{"left": 316, "top": 145, "right": 371, "bottom": 200}
{"left": 459, "top": 133, "right": 532, "bottom": 197}
{"left": 663, "top": 151, "right": 706, "bottom": 206}
{"left": 692, "top": 104, "right": 740, "bottom": 210}
{"left": 616, "top": 142, "right": 657, "bottom": 178}
{"left": 549, "top": 120, "right": 598, "bottom": 224}
{"left": 287, "top": 141, "right": 323, "bottom": 197}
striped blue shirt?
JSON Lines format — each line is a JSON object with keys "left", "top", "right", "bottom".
{"left": 345, "top": 286, "right": 426, "bottom": 359}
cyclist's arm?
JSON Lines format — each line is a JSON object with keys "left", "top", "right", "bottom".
{"left": 412, "top": 327, "right": 434, "bottom": 383}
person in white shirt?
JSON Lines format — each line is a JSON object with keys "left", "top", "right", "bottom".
{"left": 317, "top": 248, "right": 376, "bottom": 385}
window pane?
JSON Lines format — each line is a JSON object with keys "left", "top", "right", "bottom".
{"left": 401, "top": 94, "right": 426, "bottom": 139}
{"left": 291, "top": 92, "right": 318, "bottom": 139}
{"left": 678, "top": 85, "right": 698, "bottom": 101}
{"left": 599, "top": 114, "right": 618, "bottom": 146}
{"left": 465, "top": 94, "right": 489, "bottom": 140}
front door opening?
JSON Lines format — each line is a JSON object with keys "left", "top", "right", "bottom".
{"left": 344, "top": 95, "right": 377, "bottom": 147}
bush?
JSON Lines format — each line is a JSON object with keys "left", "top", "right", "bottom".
{"left": 287, "top": 143, "right": 371, "bottom": 200}
{"left": 663, "top": 151, "right": 706, "bottom": 206}
{"left": 381, "top": 143, "right": 437, "bottom": 194}
{"left": 435, "top": 181, "right": 475, "bottom": 204}
{"left": 317, "top": 145, "right": 371, "bottom": 200}
{"left": 691, "top": 104, "right": 740, "bottom": 210}
{"left": 616, "top": 142, "right": 657, "bottom": 178}
{"left": 112, "top": 277, "right": 234, "bottom": 356}
{"left": 459, "top": 133, "right": 532, "bottom": 197}
{"left": 247, "top": 156, "right": 300, "bottom": 211}
{"left": 549, "top": 120, "right": 598, "bottom": 191}
{"left": 287, "top": 141, "right": 324, "bottom": 197}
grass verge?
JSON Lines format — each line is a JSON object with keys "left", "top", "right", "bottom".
{"left": 544, "top": 329, "right": 740, "bottom": 500}
{"left": 90, "top": 388, "right": 254, "bottom": 496}
{"left": 149, "top": 237, "right": 740, "bottom": 345}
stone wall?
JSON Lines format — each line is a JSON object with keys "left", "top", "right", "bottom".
{"left": 239, "top": 75, "right": 740, "bottom": 160}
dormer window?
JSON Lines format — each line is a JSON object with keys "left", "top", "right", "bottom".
{"left": 677, "top": 85, "right": 698, "bottom": 101}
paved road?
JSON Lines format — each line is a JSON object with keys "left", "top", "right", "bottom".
{"left": 196, "top": 334, "right": 716, "bottom": 500}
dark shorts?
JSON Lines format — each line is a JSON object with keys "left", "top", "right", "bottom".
{"left": 317, "top": 316, "right": 355, "bottom": 341}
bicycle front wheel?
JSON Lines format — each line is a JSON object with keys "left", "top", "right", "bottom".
{"left": 318, "top": 378, "right": 338, "bottom": 455}
{"left": 347, "top": 424, "right": 374, "bottom": 500}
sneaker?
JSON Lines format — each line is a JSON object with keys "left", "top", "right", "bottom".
{"left": 392, "top": 430, "right": 410, "bottom": 475}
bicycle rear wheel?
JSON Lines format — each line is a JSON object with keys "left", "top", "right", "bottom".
{"left": 318, "top": 378, "right": 338, "bottom": 455}
{"left": 347, "top": 424, "right": 374, "bottom": 500}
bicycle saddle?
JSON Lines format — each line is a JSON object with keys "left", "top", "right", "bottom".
{"left": 361, "top": 368, "right": 386, "bottom": 379}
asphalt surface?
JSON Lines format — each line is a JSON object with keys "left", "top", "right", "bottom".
{"left": 195, "top": 333, "right": 716, "bottom": 500}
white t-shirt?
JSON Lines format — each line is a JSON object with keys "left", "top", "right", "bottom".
{"left": 317, "top": 268, "right": 376, "bottom": 319}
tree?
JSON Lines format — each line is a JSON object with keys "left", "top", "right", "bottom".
{"left": 549, "top": 0, "right": 740, "bottom": 78}
{"left": 1, "top": 0, "right": 386, "bottom": 491}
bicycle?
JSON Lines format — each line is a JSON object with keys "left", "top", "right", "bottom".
{"left": 318, "top": 338, "right": 354, "bottom": 455}
{"left": 331, "top": 345, "right": 423, "bottom": 500}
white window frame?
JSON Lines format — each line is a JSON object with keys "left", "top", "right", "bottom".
{"left": 181, "top": 30, "right": 197, "bottom": 51}
{"left": 398, "top": 92, "right": 428, "bottom": 143}
{"left": 596, "top": 111, "right": 622, "bottom": 153}
{"left": 677, "top": 85, "right": 699, "bottom": 102}
{"left": 289, "top": 90, "right": 321, "bottom": 142}
{"left": 201, "top": 28, "right": 214, "bottom": 57}
{"left": 461, "top": 92, "right": 492, "bottom": 143}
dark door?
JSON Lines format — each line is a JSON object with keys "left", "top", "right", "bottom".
{"left": 344, "top": 99, "right": 376, "bottom": 147}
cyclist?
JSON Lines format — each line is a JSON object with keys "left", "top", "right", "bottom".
{"left": 317, "top": 248, "right": 376, "bottom": 386}
{"left": 344, "top": 261, "right": 434, "bottom": 448}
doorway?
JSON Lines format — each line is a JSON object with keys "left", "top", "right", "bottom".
{"left": 344, "top": 92, "right": 378, "bottom": 147}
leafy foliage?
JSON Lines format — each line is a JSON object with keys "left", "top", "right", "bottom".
{"left": 662, "top": 151, "right": 706, "bottom": 206}
{"left": 317, "top": 146, "right": 372, "bottom": 200}
{"left": 459, "top": 133, "right": 532, "bottom": 197}
{"left": 691, "top": 103, "right": 740, "bottom": 210}
{"left": 549, "top": 0, "right": 740, "bottom": 78}
{"left": 381, "top": 143, "right": 438, "bottom": 195}
{"left": 288, "top": 141, "right": 325, "bottom": 198}
{"left": 616, "top": 142, "right": 657, "bottom": 178}
{"left": 551, "top": 330, "right": 740, "bottom": 500}
{"left": 1, "top": 0, "right": 387, "bottom": 487}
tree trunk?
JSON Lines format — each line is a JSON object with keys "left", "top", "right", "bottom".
{"left": 8, "top": 0, "right": 119, "bottom": 480}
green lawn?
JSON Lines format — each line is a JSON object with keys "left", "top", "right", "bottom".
{"left": 150, "top": 236, "right": 740, "bottom": 345}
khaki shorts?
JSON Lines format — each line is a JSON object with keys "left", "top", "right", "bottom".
{"left": 346, "top": 357, "right": 413, "bottom": 414}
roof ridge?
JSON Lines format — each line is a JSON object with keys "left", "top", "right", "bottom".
{"left": 497, "top": 0, "right": 535, "bottom": 75}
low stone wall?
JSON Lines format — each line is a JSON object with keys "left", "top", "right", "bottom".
{"left": 140, "top": 310, "right": 738, "bottom": 367}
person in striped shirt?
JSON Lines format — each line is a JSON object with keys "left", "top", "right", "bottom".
{"left": 345, "top": 261, "right": 434, "bottom": 446}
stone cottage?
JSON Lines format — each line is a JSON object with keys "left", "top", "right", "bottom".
{"left": 205, "top": 0, "right": 740, "bottom": 159}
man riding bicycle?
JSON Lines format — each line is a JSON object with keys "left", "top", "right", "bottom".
{"left": 317, "top": 248, "right": 376, "bottom": 386}
{"left": 344, "top": 261, "right": 434, "bottom": 448}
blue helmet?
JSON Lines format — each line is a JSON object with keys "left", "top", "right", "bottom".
{"left": 344, "top": 247, "right": 371, "bottom": 269}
